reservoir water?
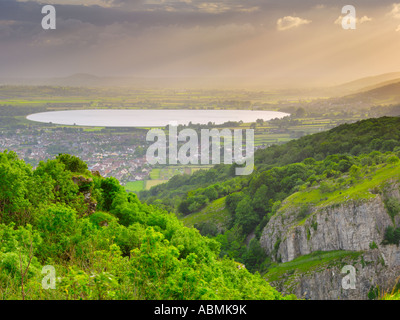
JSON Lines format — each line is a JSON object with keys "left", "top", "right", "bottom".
{"left": 26, "top": 109, "right": 289, "bottom": 127}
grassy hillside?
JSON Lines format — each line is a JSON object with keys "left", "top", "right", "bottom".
{"left": 264, "top": 250, "right": 362, "bottom": 283}
{"left": 140, "top": 117, "right": 400, "bottom": 210}
{"left": 182, "top": 197, "right": 231, "bottom": 235}
{"left": 0, "top": 151, "right": 294, "bottom": 300}
{"left": 280, "top": 157, "right": 400, "bottom": 213}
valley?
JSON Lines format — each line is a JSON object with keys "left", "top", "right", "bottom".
{"left": 1, "top": 74, "right": 400, "bottom": 300}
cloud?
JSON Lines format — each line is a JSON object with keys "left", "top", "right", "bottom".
{"left": 16, "top": 0, "right": 114, "bottom": 6}
{"left": 3, "top": 0, "right": 400, "bottom": 80}
{"left": 386, "top": 3, "right": 400, "bottom": 31}
{"left": 276, "top": 16, "right": 311, "bottom": 31}
{"left": 359, "top": 15, "right": 373, "bottom": 23}
{"left": 195, "top": 2, "right": 231, "bottom": 14}
{"left": 334, "top": 15, "right": 373, "bottom": 25}
{"left": 390, "top": 3, "right": 400, "bottom": 19}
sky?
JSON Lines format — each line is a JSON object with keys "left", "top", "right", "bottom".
{"left": 1, "top": 0, "right": 400, "bottom": 87}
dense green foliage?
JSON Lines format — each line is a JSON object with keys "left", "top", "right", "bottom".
{"left": 140, "top": 117, "right": 400, "bottom": 211}
{"left": 215, "top": 151, "right": 400, "bottom": 271}
{"left": 137, "top": 117, "right": 400, "bottom": 274}
{"left": 2, "top": 116, "right": 400, "bottom": 300}
{"left": 0, "top": 150, "right": 293, "bottom": 300}
{"left": 255, "top": 116, "right": 400, "bottom": 168}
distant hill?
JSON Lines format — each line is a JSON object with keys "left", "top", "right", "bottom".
{"left": 333, "top": 72, "right": 400, "bottom": 95}
{"left": 342, "top": 80, "right": 400, "bottom": 105}
{"left": 0, "top": 74, "right": 160, "bottom": 87}
{"left": 0, "top": 74, "right": 270, "bottom": 89}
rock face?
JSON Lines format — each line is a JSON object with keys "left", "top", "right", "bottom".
{"left": 72, "top": 175, "right": 97, "bottom": 215}
{"left": 261, "top": 197, "right": 392, "bottom": 263}
{"left": 260, "top": 192, "right": 400, "bottom": 300}
{"left": 267, "top": 246, "right": 400, "bottom": 300}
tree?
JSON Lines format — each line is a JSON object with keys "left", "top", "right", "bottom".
{"left": 295, "top": 107, "right": 306, "bottom": 118}
{"left": 242, "top": 238, "right": 267, "bottom": 273}
{"left": 252, "top": 185, "right": 270, "bottom": 217}
{"left": 0, "top": 151, "right": 31, "bottom": 223}
{"left": 235, "top": 197, "right": 259, "bottom": 234}
{"left": 225, "top": 192, "right": 243, "bottom": 215}
{"left": 34, "top": 159, "right": 79, "bottom": 204}
{"left": 100, "top": 177, "right": 125, "bottom": 211}
{"left": 204, "top": 186, "right": 218, "bottom": 201}
{"left": 56, "top": 154, "right": 88, "bottom": 174}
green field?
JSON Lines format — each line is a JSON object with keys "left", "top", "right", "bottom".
{"left": 145, "top": 179, "right": 166, "bottom": 190}
{"left": 124, "top": 165, "right": 216, "bottom": 193}
{"left": 124, "top": 181, "right": 145, "bottom": 192}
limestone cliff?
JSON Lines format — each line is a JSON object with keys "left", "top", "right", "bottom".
{"left": 260, "top": 185, "right": 400, "bottom": 299}
{"left": 265, "top": 246, "right": 400, "bottom": 300}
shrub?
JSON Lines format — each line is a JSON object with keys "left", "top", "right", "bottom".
{"left": 384, "top": 198, "right": 400, "bottom": 220}
{"left": 383, "top": 226, "right": 400, "bottom": 245}
{"left": 298, "top": 204, "right": 311, "bottom": 220}
{"left": 369, "top": 241, "right": 378, "bottom": 249}
{"left": 56, "top": 154, "right": 88, "bottom": 173}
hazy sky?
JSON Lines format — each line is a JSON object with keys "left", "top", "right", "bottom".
{"left": 2, "top": 0, "right": 400, "bottom": 86}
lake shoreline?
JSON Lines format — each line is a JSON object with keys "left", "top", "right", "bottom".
{"left": 26, "top": 109, "right": 290, "bottom": 127}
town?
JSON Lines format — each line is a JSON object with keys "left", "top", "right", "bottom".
{"left": 0, "top": 126, "right": 151, "bottom": 183}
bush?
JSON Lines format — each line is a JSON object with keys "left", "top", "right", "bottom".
{"left": 298, "top": 204, "right": 311, "bottom": 220}
{"left": 369, "top": 241, "right": 378, "bottom": 249}
{"left": 387, "top": 155, "right": 400, "bottom": 164}
{"left": 383, "top": 226, "right": 400, "bottom": 245}
{"left": 384, "top": 198, "right": 400, "bottom": 220}
{"left": 56, "top": 154, "right": 88, "bottom": 173}
{"left": 194, "top": 222, "right": 219, "bottom": 237}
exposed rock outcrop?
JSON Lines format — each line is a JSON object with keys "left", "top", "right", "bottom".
{"left": 260, "top": 187, "right": 400, "bottom": 299}
{"left": 266, "top": 246, "right": 400, "bottom": 300}
{"left": 72, "top": 175, "right": 97, "bottom": 215}
{"left": 261, "top": 197, "right": 392, "bottom": 263}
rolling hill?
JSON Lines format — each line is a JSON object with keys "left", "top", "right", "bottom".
{"left": 342, "top": 80, "right": 400, "bottom": 106}
{"left": 332, "top": 72, "right": 400, "bottom": 95}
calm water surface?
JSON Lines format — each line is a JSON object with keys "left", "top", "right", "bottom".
{"left": 27, "top": 109, "right": 289, "bottom": 127}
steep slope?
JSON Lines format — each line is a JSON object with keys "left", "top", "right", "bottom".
{"left": 0, "top": 151, "right": 294, "bottom": 300}
{"left": 264, "top": 249, "right": 399, "bottom": 300}
{"left": 261, "top": 160, "right": 400, "bottom": 299}
{"left": 181, "top": 197, "right": 232, "bottom": 235}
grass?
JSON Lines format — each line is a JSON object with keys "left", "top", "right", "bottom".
{"left": 126, "top": 179, "right": 167, "bottom": 192}
{"left": 181, "top": 197, "right": 231, "bottom": 231}
{"left": 83, "top": 127, "right": 105, "bottom": 132}
{"left": 124, "top": 181, "right": 145, "bottom": 192}
{"left": 280, "top": 162, "right": 400, "bottom": 215}
{"left": 382, "top": 292, "right": 400, "bottom": 300}
{"left": 264, "top": 250, "right": 362, "bottom": 283}
{"left": 149, "top": 168, "right": 161, "bottom": 180}
{"left": 145, "top": 179, "right": 166, "bottom": 190}
{"left": 148, "top": 166, "right": 213, "bottom": 182}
